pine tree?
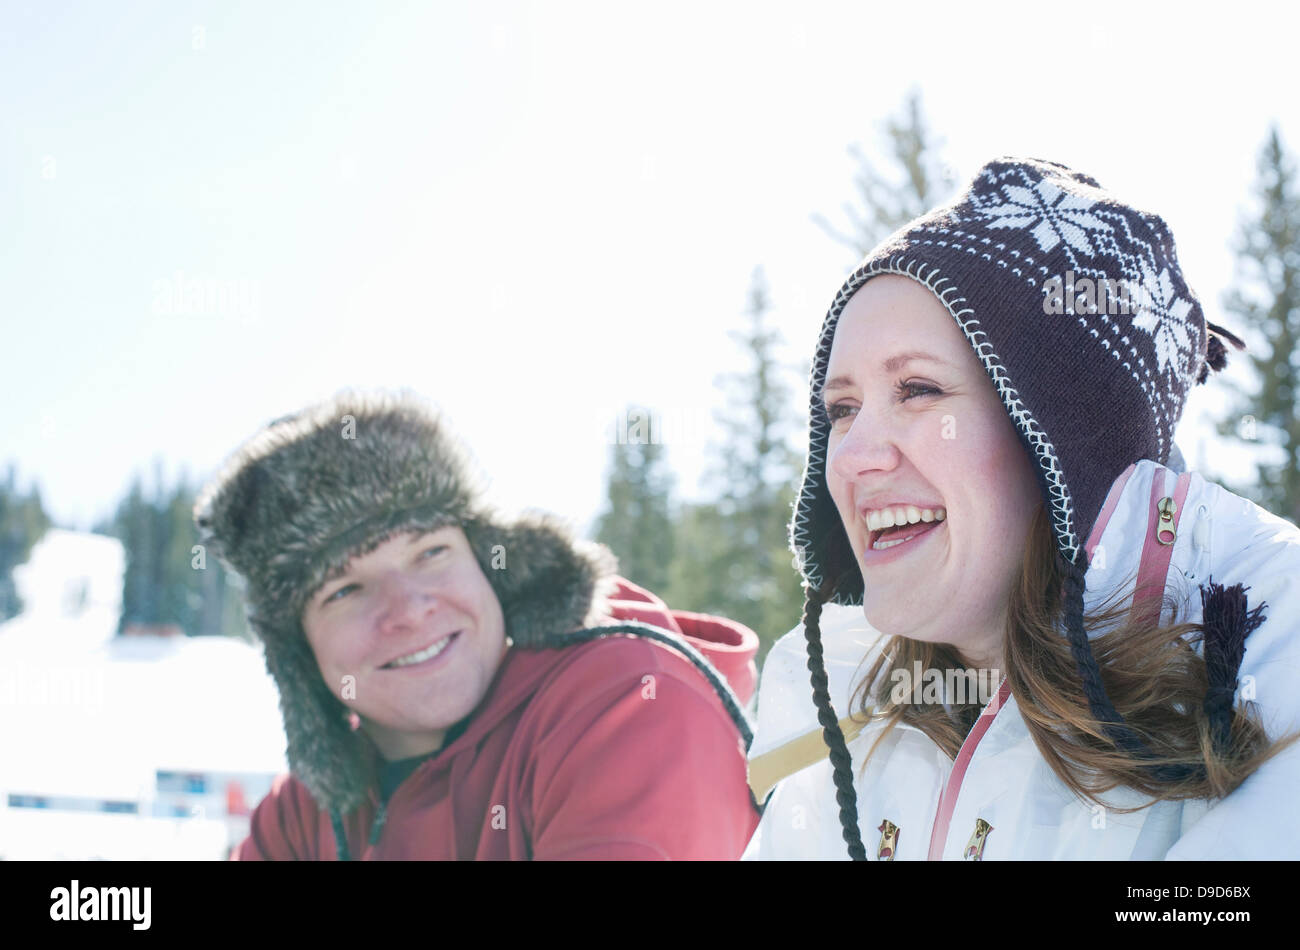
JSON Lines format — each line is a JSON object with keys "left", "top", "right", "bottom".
{"left": 594, "top": 407, "right": 675, "bottom": 594}
{"left": 1214, "top": 126, "right": 1300, "bottom": 527}
{"left": 666, "top": 268, "right": 805, "bottom": 662}
{"left": 160, "top": 475, "right": 203, "bottom": 634}
{"left": 0, "top": 464, "right": 53, "bottom": 621}
{"left": 104, "top": 464, "right": 248, "bottom": 637}
{"left": 812, "top": 88, "right": 956, "bottom": 260}
{"left": 664, "top": 500, "right": 732, "bottom": 618}
{"left": 113, "top": 474, "right": 156, "bottom": 631}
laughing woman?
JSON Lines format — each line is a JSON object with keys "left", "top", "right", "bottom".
{"left": 743, "top": 157, "right": 1300, "bottom": 860}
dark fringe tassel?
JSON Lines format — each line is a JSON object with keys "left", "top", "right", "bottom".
{"left": 331, "top": 810, "right": 350, "bottom": 861}
{"left": 802, "top": 588, "right": 868, "bottom": 860}
{"left": 332, "top": 799, "right": 389, "bottom": 861}
{"left": 1196, "top": 321, "right": 1246, "bottom": 385}
{"left": 1200, "top": 577, "right": 1268, "bottom": 754}
{"left": 1062, "top": 553, "right": 1198, "bottom": 783}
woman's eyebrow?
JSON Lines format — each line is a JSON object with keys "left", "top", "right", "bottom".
{"left": 822, "top": 374, "right": 855, "bottom": 396}
{"left": 880, "top": 350, "right": 951, "bottom": 373}
{"left": 821, "top": 352, "right": 951, "bottom": 398}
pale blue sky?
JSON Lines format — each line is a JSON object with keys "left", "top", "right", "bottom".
{"left": 6, "top": 0, "right": 1298, "bottom": 535}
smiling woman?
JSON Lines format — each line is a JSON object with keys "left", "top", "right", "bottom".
{"left": 743, "top": 156, "right": 1300, "bottom": 861}
{"left": 820, "top": 275, "right": 1042, "bottom": 674}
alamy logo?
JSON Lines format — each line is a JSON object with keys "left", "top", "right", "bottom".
{"left": 49, "top": 880, "right": 151, "bottom": 930}
{"left": 152, "top": 270, "right": 259, "bottom": 324}
{"left": 889, "top": 662, "right": 1001, "bottom": 705}
{"left": 1042, "top": 270, "right": 1146, "bottom": 316}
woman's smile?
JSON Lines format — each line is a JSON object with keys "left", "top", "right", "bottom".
{"left": 859, "top": 518, "right": 945, "bottom": 565}
{"left": 381, "top": 630, "right": 463, "bottom": 670}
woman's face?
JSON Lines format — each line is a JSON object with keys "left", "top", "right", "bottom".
{"left": 301, "top": 525, "right": 507, "bottom": 761}
{"left": 822, "top": 275, "right": 1041, "bottom": 671}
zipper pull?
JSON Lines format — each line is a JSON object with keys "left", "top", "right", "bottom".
{"left": 1156, "top": 496, "right": 1177, "bottom": 546}
{"left": 964, "top": 818, "right": 994, "bottom": 861}
{"left": 876, "top": 819, "right": 900, "bottom": 861}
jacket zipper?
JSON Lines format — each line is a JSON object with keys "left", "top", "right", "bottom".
{"left": 925, "top": 677, "right": 1011, "bottom": 860}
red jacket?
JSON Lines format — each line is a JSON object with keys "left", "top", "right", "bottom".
{"left": 231, "top": 578, "right": 760, "bottom": 859}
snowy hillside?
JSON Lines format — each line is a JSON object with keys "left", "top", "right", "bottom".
{"left": 0, "top": 530, "right": 288, "bottom": 860}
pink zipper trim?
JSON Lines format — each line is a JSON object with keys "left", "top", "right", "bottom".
{"left": 1129, "top": 471, "right": 1192, "bottom": 629}
{"left": 926, "top": 677, "right": 1012, "bottom": 860}
{"left": 1085, "top": 462, "right": 1139, "bottom": 563}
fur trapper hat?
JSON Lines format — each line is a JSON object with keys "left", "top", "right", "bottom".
{"left": 193, "top": 389, "right": 616, "bottom": 815}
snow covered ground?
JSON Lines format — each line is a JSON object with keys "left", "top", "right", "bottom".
{"left": 0, "top": 530, "right": 288, "bottom": 860}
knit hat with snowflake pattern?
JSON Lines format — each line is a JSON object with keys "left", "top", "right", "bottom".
{"left": 791, "top": 157, "right": 1253, "bottom": 859}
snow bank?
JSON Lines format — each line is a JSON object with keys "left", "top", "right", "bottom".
{"left": 0, "top": 530, "right": 289, "bottom": 859}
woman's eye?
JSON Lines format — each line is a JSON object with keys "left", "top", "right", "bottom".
{"left": 896, "top": 380, "right": 939, "bottom": 402}
{"left": 826, "top": 382, "right": 939, "bottom": 422}
{"left": 825, "top": 402, "right": 856, "bottom": 422}
{"left": 420, "top": 545, "right": 449, "bottom": 560}
{"left": 324, "top": 584, "right": 358, "bottom": 605}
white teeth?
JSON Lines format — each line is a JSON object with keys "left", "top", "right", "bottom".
{"left": 871, "top": 523, "right": 940, "bottom": 551}
{"left": 866, "top": 506, "right": 945, "bottom": 532}
{"left": 387, "top": 635, "right": 454, "bottom": 668}
{"left": 872, "top": 535, "right": 913, "bottom": 550}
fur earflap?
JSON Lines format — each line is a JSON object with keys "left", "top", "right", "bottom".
{"left": 464, "top": 512, "right": 620, "bottom": 648}
{"left": 260, "top": 615, "right": 380, "bottom": 815}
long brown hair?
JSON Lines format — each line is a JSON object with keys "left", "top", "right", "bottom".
{"left": 848, "top": 501, "right": 1300, "bottom": 811}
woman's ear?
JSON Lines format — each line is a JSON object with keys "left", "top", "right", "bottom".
{"left": 463, "top": 513, "right": 618, "bottom": 648}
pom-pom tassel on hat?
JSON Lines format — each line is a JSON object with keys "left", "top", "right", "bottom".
{"left": 1196, "top": 321, "right": 1247, "bottom": 385}
{"left": 1199, "top": 578, "right": 1268, "bottom": 755}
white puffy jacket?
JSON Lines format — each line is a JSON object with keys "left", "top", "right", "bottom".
{"left": 743, "top": 458, "right": 1300, "bottom": 860}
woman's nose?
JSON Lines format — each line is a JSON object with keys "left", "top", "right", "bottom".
{"left": 375, "top": 572, "right": 436, "bottom": 631}
{"left": 829, "top": 414, "right": 900, "bottom": 482}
